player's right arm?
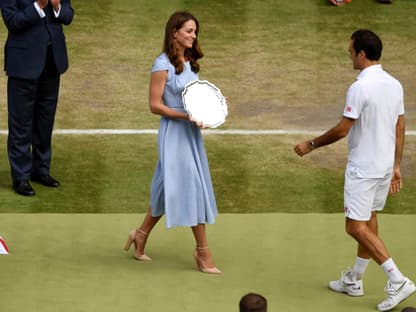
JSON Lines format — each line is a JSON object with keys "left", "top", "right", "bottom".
{"left": 294, "top": 116, "right": 355, "bottom": 157}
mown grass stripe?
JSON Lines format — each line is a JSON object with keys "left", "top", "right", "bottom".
{"left": 0, "top": 129, "right": 415, "bottom": 135}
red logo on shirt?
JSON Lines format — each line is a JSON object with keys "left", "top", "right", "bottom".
{"left": 345, "top": 106, "right": 352, "bottom": 112}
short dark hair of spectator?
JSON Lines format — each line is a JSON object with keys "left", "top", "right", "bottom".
{"left": 239, "top": 293, "right": 267, "bottom": 312}
{"left": 351, "top": 29, "right": 383, "bottom": 61}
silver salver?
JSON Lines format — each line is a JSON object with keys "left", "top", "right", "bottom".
{"left": 182, "top": 80, "right": 228, "bottom": 128}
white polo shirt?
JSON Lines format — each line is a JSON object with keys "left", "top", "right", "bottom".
{"left": 343, "top": 64, "right": 404, "bottom": 178}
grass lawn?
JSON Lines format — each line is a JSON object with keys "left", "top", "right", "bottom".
{"left": 0, "top": 1, "right": 416, "bottom": 311}
{"left": 0, "top": 1, "right": 415, "bottom": 214}
{"left": 1, "top": 213, "right": 416, "bottom": 312}
{"left": 0, "top": 0, "right": 415, "bottom": 131}
{"left": 0, "top": 134, "right": 415, "bottom": 214}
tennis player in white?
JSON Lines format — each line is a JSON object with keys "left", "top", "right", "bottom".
{"left": 294, "top": 29, "right": 415, "bottom": 311}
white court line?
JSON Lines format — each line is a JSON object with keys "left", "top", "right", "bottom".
{"left": 49, "top": 129, "right": 324, "bottom": 135}
{"left": 0, "top": 129, "right": 416, "bottom": 135}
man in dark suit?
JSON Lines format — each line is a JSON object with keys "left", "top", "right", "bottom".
{"left": 0, "top": 0, "right": 74, "bottom": 196}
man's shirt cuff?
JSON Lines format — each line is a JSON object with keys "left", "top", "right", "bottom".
{"left": 53, "top": 4, "right": 61, "bottom": 18}
{"left": 33, "top": 2, "right": 46, "bottom": 18}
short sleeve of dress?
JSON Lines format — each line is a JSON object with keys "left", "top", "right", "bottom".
{"left": 151, "top": 53, "right": 170, "bottom": 73}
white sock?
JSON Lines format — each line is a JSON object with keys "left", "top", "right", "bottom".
{"left": 381, "top": 258, "right": 404, "bottom": 283}
{"left": 352, "top": 257, "right": 371, "bottom": 280}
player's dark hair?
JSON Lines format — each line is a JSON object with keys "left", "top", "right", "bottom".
{"left": 351, "top": 29, "right": 383, "bottom": 61}
{"left": 239, "top": 293, "right": 267, "bottom": 312}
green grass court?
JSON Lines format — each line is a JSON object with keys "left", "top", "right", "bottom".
{"left": 1, "top": 0, "right": 416, "bottom": 311}
{"left": 1, "top": 214, "right": 416, "bottom": 312}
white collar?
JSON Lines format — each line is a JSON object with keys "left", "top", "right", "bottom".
{"left": 356, "top": 64, "right": 383, "bottom": 80}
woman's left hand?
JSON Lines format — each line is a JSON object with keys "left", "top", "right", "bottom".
{"left": 189, "top": 116, "right": 206, "bottom": 129}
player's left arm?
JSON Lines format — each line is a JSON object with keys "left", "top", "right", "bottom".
{"left": 390, "top": 114, "right": 405, "bottom": 194}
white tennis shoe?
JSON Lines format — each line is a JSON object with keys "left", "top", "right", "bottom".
{"left": 328, "top": 269, "right": 364, "bottom": 296}
{"left": 377, "top": 277, "right": 416, "bottom": 311}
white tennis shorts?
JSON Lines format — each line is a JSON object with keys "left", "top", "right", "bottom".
{"left": 344, "top": 167, "right": 392, "bottom": 221}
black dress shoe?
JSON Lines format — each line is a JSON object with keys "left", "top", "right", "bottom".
{"left": 31, "top": 174, "right": 60, "bottom": 187}
{"left": 13, "top": 180, "right": 35, "bottom": 196}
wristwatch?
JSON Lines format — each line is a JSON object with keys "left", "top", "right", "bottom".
{"left": 309, "top": 140, "right": 315, "bottom": 150}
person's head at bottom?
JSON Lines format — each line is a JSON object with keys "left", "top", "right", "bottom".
{"left": 239, "top": 293, "right": 267, "bottom": 312}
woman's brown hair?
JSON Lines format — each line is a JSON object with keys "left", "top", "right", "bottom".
{"left": 163, "top": 11, "right": 204, "bottom": 74}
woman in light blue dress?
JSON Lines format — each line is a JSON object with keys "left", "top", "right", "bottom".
{"left": 124, "top": 11, "right": 221, "bottom": 274}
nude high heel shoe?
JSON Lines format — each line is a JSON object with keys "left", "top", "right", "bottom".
{"left": 124, "top": 229, "right": 152, "bottom": 261}
{"left": 193, "top": 246, "right": 222, "bottom": 274}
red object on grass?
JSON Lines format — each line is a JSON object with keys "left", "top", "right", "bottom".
{"left": 0, "top": 236, "right": 9, "bottom": 254}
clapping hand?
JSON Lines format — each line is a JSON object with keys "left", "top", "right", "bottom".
{"left": 36, "top": 0, "right": 48, "bottom": 9}
{"left": 36, "top": 0, "right": 61, "bottom": 10}
{"left": 50, "top": 0, "right": 61, "bottom": 11}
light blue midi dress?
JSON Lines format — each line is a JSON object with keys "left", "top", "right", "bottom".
{"left": 149, "top": 53, "right": 218, "bottom": 228}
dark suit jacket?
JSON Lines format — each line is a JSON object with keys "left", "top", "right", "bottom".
{"left": 0, "top": 0, "right": 74, "bottom": 80}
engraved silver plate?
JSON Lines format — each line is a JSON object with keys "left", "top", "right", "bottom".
{"left": 182, "top": 80, "right": 228, "bottom": 128}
